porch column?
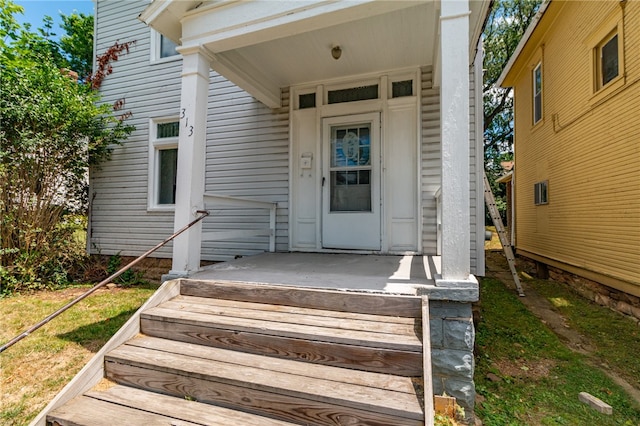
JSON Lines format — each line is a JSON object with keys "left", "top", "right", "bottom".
{"left": 170, "top": 46, "right": 210, "bottom": 276}
{"left": 440, "top": 0, "right": 470, "bottom": 280}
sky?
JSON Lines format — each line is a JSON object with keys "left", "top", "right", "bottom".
{"left": 14, "top": 0, "right": 94, "bottom": 38}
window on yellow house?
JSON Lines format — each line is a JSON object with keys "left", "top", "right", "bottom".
{"left": 596, "top": 31, "right": 619, "bottom": 89}
{"left": 533, "top": 63, "right": 542, "bottom": 125}
{"left": 534, "top": 181, "right": 548, "bottom": 205}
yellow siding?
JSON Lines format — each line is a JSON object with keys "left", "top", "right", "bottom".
{"left": 510, "top": 1, "right": 640, "bottom": 294}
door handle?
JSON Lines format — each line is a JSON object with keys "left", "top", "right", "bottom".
{"left": 322, "top": 177, "right": 325, "bottom": 187}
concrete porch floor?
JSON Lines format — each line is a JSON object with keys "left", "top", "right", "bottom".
{"left": 191, "top": 252, "right": 441, "bottom": 295}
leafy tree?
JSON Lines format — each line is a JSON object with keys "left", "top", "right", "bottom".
{"left": 483, "top": 0, "right": 543, "bottom": 222}
{"left": 59, "top": 12, "right": 94, "bottom": 78}
{"left": 0, "top": 0, "right": 133, "bottom": 293}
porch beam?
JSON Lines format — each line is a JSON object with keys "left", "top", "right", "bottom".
{"left": 439, "top": 0, "right": 470, "bottom": 280}
{"left": 170, "top": 46, "right": 211, "bottom": 276}
{"left": 180, "top": 1, "right": 421, "bottom": 52}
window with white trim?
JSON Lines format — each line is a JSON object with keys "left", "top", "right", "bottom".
{"left": 149, "top": 119, "right": 179, "bottom": 209}
{"left": 532, "top": 62, "right": 542, "bottom": 125}
{"left": 151, "top": 30, "right": 179, "bottom": 62}
{"left": 534, "top": 181, "right": 548, "bottom": 205}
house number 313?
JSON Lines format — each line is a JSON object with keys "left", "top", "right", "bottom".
{"left": 181, "top": 108, "right": 194, "bottom": 137}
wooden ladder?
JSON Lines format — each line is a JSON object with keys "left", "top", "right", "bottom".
{"left": 483, "top": 172, "right": 525, "bottom": 297}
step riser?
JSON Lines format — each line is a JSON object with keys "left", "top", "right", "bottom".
{"left": 140, "top": 317, "right": 423, "bottom": 376}
{"left": 104, "top": 360, "right": 423, "bottom": 426}
{"left": 180, "top": 280, "right": 422, "bottom": 317}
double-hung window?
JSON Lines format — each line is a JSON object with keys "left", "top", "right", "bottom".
{"left": 588, "top": 10, "right": 624, "bottom": 96}
{"left": 149, "top": 119, "right": 179, "bottom": 210}
{"left": 532, "top": 62, "right": 542, "bottom": 125}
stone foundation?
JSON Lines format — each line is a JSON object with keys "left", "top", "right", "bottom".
{"left": 429, "top": 301, "right": 475, "bottom": 421}
{"left": 520, "top": 256, "right": 640, "bottom": 323}
{"left": 419, "top": 277, "right": 478, "bottom": 423}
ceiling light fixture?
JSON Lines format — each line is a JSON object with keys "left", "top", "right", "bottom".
{"left": 331, "top": 45, "right": 342, "bottom": 60}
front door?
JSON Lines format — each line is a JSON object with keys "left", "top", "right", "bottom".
{"left": 322, "top": 113, "right": 381, "bottom": 250}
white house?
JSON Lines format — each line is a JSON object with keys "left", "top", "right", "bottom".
{"left": 37, "top": 0, "right": 491, "bottom": 422}
{"left": 90, "top": 0, "right": 487, "bottom": 283}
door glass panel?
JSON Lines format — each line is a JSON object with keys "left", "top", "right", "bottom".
{"left": 329, "top": 124, "right": 372, "bottom": 212}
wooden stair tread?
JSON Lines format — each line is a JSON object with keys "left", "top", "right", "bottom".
{"left": 142, "top": 304, "right": 422, "bottom": 352}
{"left": 48, "top": 385, "right": 298, "bottom": 425}
{"left": 127, "top": 335, "right": 418, "bottom": 394}
{"left": 140, "top": 317, "right": 423, "bottom": 376}
{"left": 172, "top": 294, "right": 418, "bottom": 324}
{"left": 105, "top": 339, "right": 424, "bottom": 420}
{"left": 180, "top": 279, "right": 422, "bottom": 317}
{"left": 47, "top": 394, "right": 201, "bottom": 426}
{"left": 159, "top": 296, "right": 419, "bottom": 339}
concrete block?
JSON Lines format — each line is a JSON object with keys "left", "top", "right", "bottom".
{"left": 430, "top": 318, "right": 444, "bottom": 348}
{"left": 431, "top": 349, "right": 474, "bottom": 379}
{"left": 430, "top": 302, "right": 472, "bottom": 320}
{"left": 578, "top": 392, "right": 612, "bottom": 415}
{"left": 443, "top": 319, "right": 474, "bottom": 350}
{"left": 442, "top": 378, "right": 476, "bottom": 422}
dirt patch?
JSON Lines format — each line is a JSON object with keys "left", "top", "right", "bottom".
{"left": 493, "top": 358, "right": 556, "bottom": 380}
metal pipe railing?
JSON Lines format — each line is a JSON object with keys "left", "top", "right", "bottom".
{"left": 0, "top": 210, "right": 210, "bottom": 353}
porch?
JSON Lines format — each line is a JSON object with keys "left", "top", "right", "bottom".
{"left": 193, "top": 252, "right": 442, "bottom": 294}
{"left": 137, "top": 0, "right": 488, "bottom": 285}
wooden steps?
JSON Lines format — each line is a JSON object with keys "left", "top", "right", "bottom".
{"left": 47, "top": 384, "right": 298, "bottom": 425}
{"left": 140, "top": 294, "right": 422, "bottom": 376}
{"left": 46, "top": 280, "right": 427, "bottom": 425}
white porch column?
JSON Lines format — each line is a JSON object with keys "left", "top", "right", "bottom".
{"left": 440, "top": 0, "right": 470, "bottom": 280}
{"left": 170, "top": 47, "right": 210, "bottom": 275}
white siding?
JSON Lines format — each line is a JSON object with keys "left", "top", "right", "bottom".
{"left": 420, "top": 66, "right": 482, "bottom": 275}
{"left": 90, "top": 0, "right": 289, "bottom": 261}
{"left": 421, "top": 66, "right": 440, "bottom": 254}
{"left": 92, "top": 1, "right": 479, "bottom": 270}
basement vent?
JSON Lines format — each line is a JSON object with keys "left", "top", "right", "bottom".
{"left": 328, "top": 84, "right": 379, "bottom": 104}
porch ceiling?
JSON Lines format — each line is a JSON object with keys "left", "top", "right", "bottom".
{"left": 140, "top": 0, "right": 490, "bottom": 107}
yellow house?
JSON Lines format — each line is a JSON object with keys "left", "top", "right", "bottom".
{"left": 498, "top": 0, "right": 640, "bottom": 300}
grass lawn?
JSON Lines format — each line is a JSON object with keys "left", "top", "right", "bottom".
{"left": 529, "top": 278, "right": 640, "bottom": 392}
{"left": 475, "top": 277, "right": 640, "bottom": 425}
{"left": 0, "top": 283, "right": 158, "bottom": 425}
